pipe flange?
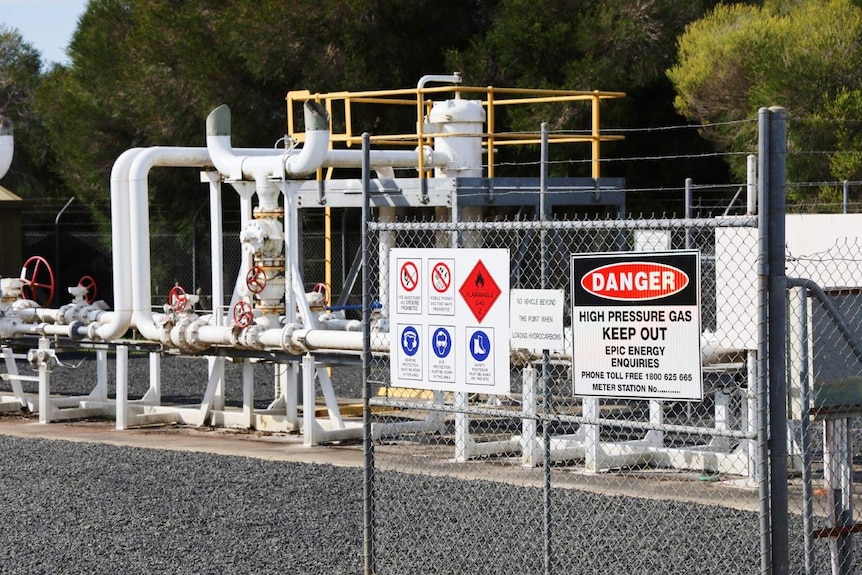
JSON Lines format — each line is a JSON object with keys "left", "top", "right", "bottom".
{"left": 67, "top": 321, "right": 85, "bottom": 341}
{"left": 182, "top": 319, "right": 210, "bottom": 354}
{"left": 87, "top": 323, "right": 101, "bottom": 342}
{"left": 257, "top": 305, "right": 286, "bottom": 317}
{"left": 237, "top": 324, "right": 265, "bottom": 350}
{"left": 56, "top": 304, "right": 74, "bottom": 325}
{"left": 253, "top": 207, "right": 284, "bottom": 219}
{"left": 280, "top": 324, "right": 305, "bottom": 354}
{"left": 173, "top": 314, "right": 206, "bottom": 354}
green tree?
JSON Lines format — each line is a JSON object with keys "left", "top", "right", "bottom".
{"left": 668, "top": 0, "right": 862, "bottom": 203}
{"left": 0, "top": 25, "right": 59, "bottom": 198}
{"left": 32, "top": 0, "right": 489, "bottom": 232}
{"left": 445, "top": 0, "right": 734, "bottom": 212}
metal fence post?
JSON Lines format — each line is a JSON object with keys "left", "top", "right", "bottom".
{"left": 361, "top": 132, "right": 375, "bottom": 575}
{"left": 540, "top": 122, "right": 552, "bottom": 575}
{"left": 757, "top": 107, "right": 773, "bottom": 575}
{"left": 762, "top": 106, "right": 790, "bottom": 574}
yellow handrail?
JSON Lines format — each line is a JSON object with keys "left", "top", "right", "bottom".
{"left": 286, "top": 83, "right": 625, "bottom": 179}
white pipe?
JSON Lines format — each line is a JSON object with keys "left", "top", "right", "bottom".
{"left": 747, "top": 154, "right": 757, "bottom": 215}
{"left": 206, "top": 101, "right": 330, "bottom": 182}
{"left": 417, "top": 73, "right": 462, "bottom": 89}
{"left": 324, "top": 148, "right": 450, "bottom": 169}
{"left": 128, "top": 147, "right": 213, "bottom": 341}
{"left": 94, "top": 148, "right": 145, "bottom": 341}
{"left": 0, "top": 117, "right": 12, "bottom": 180}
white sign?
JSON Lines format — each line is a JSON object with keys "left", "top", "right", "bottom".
{"left": 571, "top": 251, "right": 703, "bottom": 401}
{"left": 395, "top": 258, "right": 422, "bottom": 314}
{"left": 389, "top": 248, "right": 510, "bottom": 394}
{"left": 510, "top": 289, "right": 565, "bottom": 351}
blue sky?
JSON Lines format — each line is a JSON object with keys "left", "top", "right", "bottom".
{"left": 1, "top": 0, "right": 89, "bottom": 66}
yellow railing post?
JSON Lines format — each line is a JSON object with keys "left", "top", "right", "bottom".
{"left": 592, "top": 91, "right": 601, "bottom": 179}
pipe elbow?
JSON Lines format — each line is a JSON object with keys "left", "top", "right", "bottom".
{"left": 94, "top": 311, "right": 133, "bottom": 341}
{"left": 206, "top": 104, "right": 242, "bottom": 179}
{"left": 284, "top": 101, "right": 330, "bottom": 177}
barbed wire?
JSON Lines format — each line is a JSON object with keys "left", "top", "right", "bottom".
{"left": 555, "top": 117, "right": 758, "bottom": 135}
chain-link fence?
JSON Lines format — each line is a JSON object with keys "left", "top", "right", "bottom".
{"left": 785, "top": 238, "right": 862, "bottom": 575}
{"left": 362, "top": 215, "right": 788, "bottom": 574}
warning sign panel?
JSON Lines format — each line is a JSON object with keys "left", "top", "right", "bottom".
{"left": 571, "top": 250, "right": 703, "bottom": 401}
{"left": 458, "top": 259, "right": 501, "bottom": 323}
{"left": 389, "top": 248, "right": 509, "bottom": 394}
{"left": 428, "top": 259, "right": 455, "bottom": 316}
{"left": 396, "top": 258, "right": 422, "bottom": 314}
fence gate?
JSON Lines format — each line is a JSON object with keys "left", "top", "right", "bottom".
{"left": 786, "top": 239, "right": 862, "bottom": 575}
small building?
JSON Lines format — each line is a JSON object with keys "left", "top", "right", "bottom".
{"left": 0, "top": 185, "right": 27, "bottom": 279}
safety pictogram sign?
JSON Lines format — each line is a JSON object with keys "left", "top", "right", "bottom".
{"left": 400, "top": 261, "right": 419, "bottom": 292}
{"left": 396, "top": 258, "right": 422, "bottom": 314}
{"left": 431, "top": 262, "right": 451, "bottom": 292}
{"left": 428, "top": 258, "right": 455, "bottom": 316}
{"left": 389, "top": 248, "right": 509, "bottom": 394}
{"left": 458, "top": 259, "right": 501, "bottom": 323}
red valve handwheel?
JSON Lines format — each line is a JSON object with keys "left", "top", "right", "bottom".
{"left": 20, "top": 256, "right": 56, "bottom": 306}
{"left": 233, "top": 300, "right": 254, "bottom": 328}
{"left": 168, "top": 285, "right": 188, "bottom": 313}
{"left": 245, "top": 266, "right": 267, "bottom": 294}
{"left": 77, "top": 275, "right": 98, "bottom": 304}
{"left": 312, "top": 282, "right": 330, "bottom": 305}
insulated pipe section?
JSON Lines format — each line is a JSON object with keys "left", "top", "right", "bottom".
{"left": 0, "top": 117, "right": 13, "bottom": 180}
{"left": 93, "top": 148, "right": 145, "bottom": 341}
{"left": 207, "top": 104, "right": 450, "bottom": 176}
{"left": 207, "top": 101, "right": 331, "bottom": 182}
{"left": 128, "top": 147, "right": 214, "bottom": 342}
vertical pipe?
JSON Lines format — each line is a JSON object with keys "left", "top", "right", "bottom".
{"left": 341, "top": 209, "right": 349, "bottom": 291}
{"left": 148, "top": 351, "right": 161, "bottom": 405}
{"left": 361, "top": 132, "right": 374, "bottom": 575}
{"left": 95, "top": 348, "right": 108, "bottom": 401}
{"left": 521, "top": 366, "right": 538, "bottom": 466}
{"left": 208, "top": 178, "right": 224, "bottom": 324}
{"left": 756, "top": 106, "right": 773, "bottom": 575}
{"left": 748, "top": 155, "right": 757, "bottom": 216}
{"left": 685, "top": 178, "right": 693, "bottom": 249}
{"left": 325, "top": 205, "right": 332, "bottom": 303}
{"left": 115, "top": 344, "right": 128, "bottom": 430}
{"left": 767, "top": 106, "right": 789, "bottom": 575}
{"left": 37, "top": 337, "right": 50, "bottom": 424}
{"left": 242, "top": 360, "right": 254, "bottom": 429}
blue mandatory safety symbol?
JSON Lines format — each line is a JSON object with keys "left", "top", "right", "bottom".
{"left": 401, "top": 326, "right": 420, "bottom": 357}
{"left": 469, "top": 330, "right": 490, "bottom": 362}
{"left": 432, "top": 327, "right": 452, "bottom": 358}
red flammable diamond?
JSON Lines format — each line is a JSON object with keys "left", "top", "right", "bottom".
{"left": 458, "top": 259, "right": 501, "bottom": 323}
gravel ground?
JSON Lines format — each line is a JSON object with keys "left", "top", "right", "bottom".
{"left": 0, "top": 352, "right": 836, "bottom": 574}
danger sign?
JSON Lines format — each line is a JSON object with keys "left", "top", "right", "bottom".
{"left": 571, "top": 250, "right": 702, "bottom": 401}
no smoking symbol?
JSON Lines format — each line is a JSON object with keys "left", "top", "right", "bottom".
{"left": 431, "top": 262, "right": 451, "bottom": 293}
{"left": 400, "top": 261, "right": 419, "bottom": 292}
